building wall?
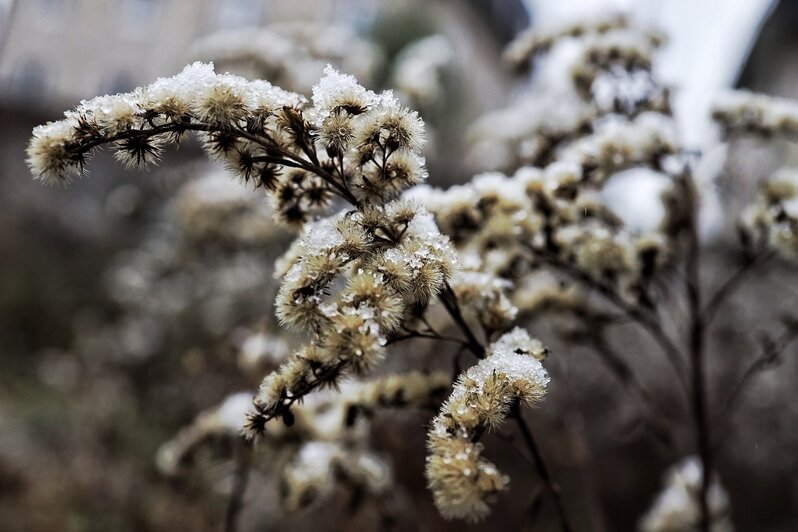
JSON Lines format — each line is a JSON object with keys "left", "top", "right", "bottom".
{"left": 0, "top": 0, "right": 384, "bottom": 109}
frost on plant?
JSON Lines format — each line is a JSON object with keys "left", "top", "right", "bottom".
{"left": 25, "top": 12, "right": 798, "bottom": 531}
{"left": 425, "top": 328, "right": 548, "bottom": 521}
{"left": 27, "top": 59, "right": 555, "bottom": 524}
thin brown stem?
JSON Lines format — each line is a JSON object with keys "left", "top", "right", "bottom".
{"left": 70, "top": 119, "right": 363, "bottom": 208}
{"left": 223, "top": 441, "right": 252, "bottom": 532}
{"left": 521, "top": 485, "right": 545, "bottom": 532}
{"left": 527, "top": 245, "right": 689, "bottom": 390}
{"left": 512, "top": 404, "right": 573, "bottom": 532}
{"left": 439, "top": 282, "right": 486, "bottom": 359}
{"left": 589, "top": 331, "right": 673, "bottom": 449}
{"left": 385, "top": 330, "right": 468, "bottom": 347}
{"left": 702, "top": 250, "right": 776, "bottom": 326}
{"left": 248, "top": 360, "right": 348, "bottom": 433}
{"left": 231, "top": 127, "right": 361, "bottom": 207}
{"left": 714, "top": 324, "right": 798, "bottom": 452}
{"left": 681, "top": 171, "right": 712, "bottom": 532}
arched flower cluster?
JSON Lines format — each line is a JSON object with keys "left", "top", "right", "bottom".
{"left": 425, "top": 328, "right": 549, "bottom": 521}
{"left": 28, "top": 51, "right": 558, "bottom": 527}
{"left": 27, "top": 63, "right": 426, "bottom": 226}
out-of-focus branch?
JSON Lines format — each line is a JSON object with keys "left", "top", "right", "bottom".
{"left": 719, "top": 323, "right": 798, "bottom": 440}
{"left": 585, "top": 327, "right": 674, "bottom": 449}
{"left": 679, "top": 169, "right": 712, "bottom": 532}
{"left": 702, "top": 250, "right": 776, "bottom": 326}
{"left": 525, "top": 245, "right": 689, "bottom": 390}
{"left": 223, "top": 441, "right": 253, "bottom": 532}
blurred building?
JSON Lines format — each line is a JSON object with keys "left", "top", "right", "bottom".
{"left": 0, "top": 0, "right": 386, "bottom": 109}
{"left": 0, "top": 0, "right": 530, "bottom": 111}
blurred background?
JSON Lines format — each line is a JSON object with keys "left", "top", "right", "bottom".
{"left": 2, "top": 0, "right": 798, "bottom": 530}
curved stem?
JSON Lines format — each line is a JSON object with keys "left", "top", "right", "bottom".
{"left": 439, "top": 282, "right": 485, "bottom": 359}
{"left": 589, "top": 331, "right": 674, "bottom": 449}
{"left": 385, "top": 330, "right": 468, "bottom": 347}
{"left": 70, "top": 120, "right": 363, "bottom": 208}
{"left": 702, "top": 250, "right": 775, "bottom": 326}
{"left": 247, "top": 359, "right": 348, "bottom": 433}
{"left": 528, "top": 246, "right": 689, "bottom": 391}
{"left": 230, "top": 127, "right": 361, "bottom": 208}
{"left": 725, "top": 327, "right": 798, "bottom": 415}
{"left": 438, "top": 283, "right": 572, "bottom": 531}
{"left": 512, "top": 404, "right": 573, "bottom": 532}
{"left": 714, "top": 324, "right": 798, "bottom": 453}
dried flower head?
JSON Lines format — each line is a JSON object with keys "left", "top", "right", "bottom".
{"left": 426, "top": 328, "right": 549, "bottom": 521}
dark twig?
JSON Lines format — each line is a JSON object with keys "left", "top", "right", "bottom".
{"left": 439, "top": 282, "right": 486, "bottom": 359}
{"left": 521, "top": 485, "right": 545, "bottom": 532}
{"left": 714, "top": 324, "right": 798, "bottom": 452}
{"left": 702, "top": 250, "right": 776, "bottom": 326}
{"left": 512, "top": 404, "right": 573, "bottom": 532}
{"left": 588, "top": 331, "right": 673, "bottom": 449}
{"left": 247, "top": 360, "right": 348, "bottom": 433}
{"left": 725, "top": 327, "right": 798, "bottom": 416}
{"left": 385, "top": 330, "right": 469, "bottom": 347}
{"left": 66, "top": 119, "right": 363, "bottom": 208}
{"left": 680, "top": 170, "right": 712, "bottom": 532}
{"left": 527, "top": 245, "right": 689, "bottom": 389}
{"left": 223, "top": 441, "right": 253, "bottom": 532}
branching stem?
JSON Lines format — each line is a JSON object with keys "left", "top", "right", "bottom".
{"left": 702, "top": 250, "right": 776, "bottom": 326}
{"left": 714, "top": 324, "right": 798, "bottom": 452}
{"left": 681, "top": 170, "right": 712, "bottom": 532}
{"left": 527, "top": 245, "right": 689, "bottom": 391}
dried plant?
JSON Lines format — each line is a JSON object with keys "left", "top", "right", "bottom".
{"left": 26, "top": 15, "right": 798, "bottom": 532}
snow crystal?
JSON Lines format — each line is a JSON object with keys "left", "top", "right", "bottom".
{"left": 146, "top": 62, "right": 217, "bottom": 103}
{"left": 468, "top": 351, "right": 549, "bottom": 388}
{"left": 296, "top": 212, "right": 346, "bottom": 255}
{"left": 311, "top": 65, "right": 376, "bottom": 122}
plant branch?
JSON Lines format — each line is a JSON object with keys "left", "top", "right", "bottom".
{"left": 223, "top": 441, "right": 253, "bottom": 532}
{"left": 702, "top": 250, "right": 776, "bottom": 326}
{"left": 587, "top": 330, "right": 673, "bottom": 449}
{"left": 438, "top": 284, "right": 572, "bottom": 531}
{"left": 439, "top": 282, "right": 486, "bottom": 359}
{"left": 385, "top": 330, "right": 468, "bottom": 347}
{"left": 248, "top": 360, "right": 348, "bottom": 432}
{"left": 231, "top": 127, "right": 361, "bottom": 207}
{"left": 526, "top": 245, "right": 689, "bottom": 389}
{"left": 680, "top": 170, "right": 712, "bottom": 532}
{"left": 69, "top": 119, "right": 363, "bottom": 208}
{"left": 511, "top": 404, "right": 573, "bottom": 532}
{"left": 714, "top": 323, "right": 798, "bottom": 452}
